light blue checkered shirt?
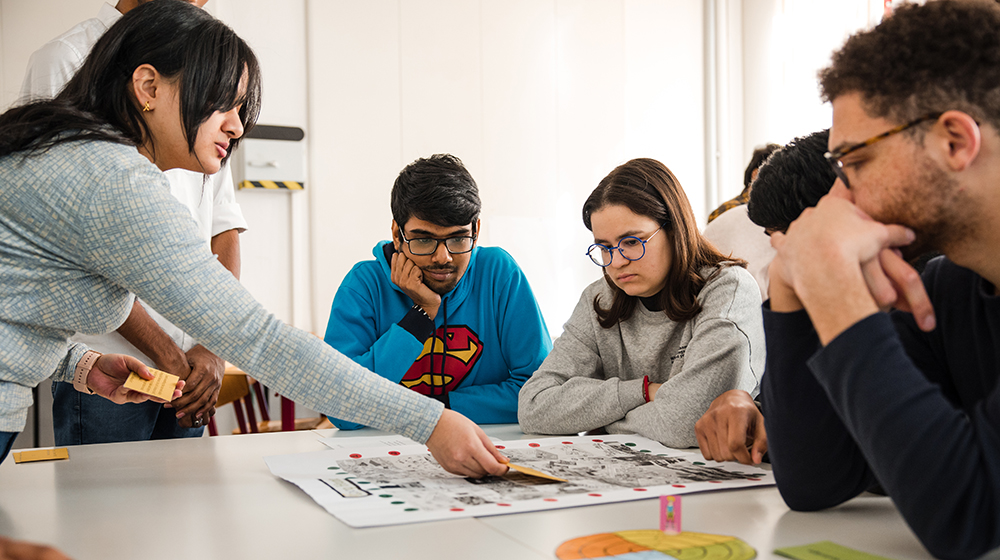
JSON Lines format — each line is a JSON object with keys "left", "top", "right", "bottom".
{"left": 0, "top": 139, "right": 442, "bottom": 439}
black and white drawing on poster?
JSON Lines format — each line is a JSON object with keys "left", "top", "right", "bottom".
{"left": 264, "top": 435, "right": 773, "bottom": 528}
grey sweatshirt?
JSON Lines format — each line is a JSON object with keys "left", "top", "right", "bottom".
{"left": 518, "top": 265, "right": 764, "bottom": 448}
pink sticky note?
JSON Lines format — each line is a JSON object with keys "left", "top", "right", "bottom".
{"left": 660, "top": 495, "right": 681, "bottom": 534}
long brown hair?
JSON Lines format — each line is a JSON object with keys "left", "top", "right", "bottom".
{"left": 582, "top": 158, "right": 745, "bottom": 328}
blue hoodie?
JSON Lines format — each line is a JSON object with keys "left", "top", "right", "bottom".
{"left": 324, "top": 241, "right": 552, "bottom": 429}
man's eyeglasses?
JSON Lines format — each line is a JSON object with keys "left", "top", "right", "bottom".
{"left": 400, "top": 230, "right": 476, "bottom": 255}
{"left": 586, "top": 227, "right": 663, "bottom": 267}
{"left": 824, "top": 113, "right": 942, "bottom": 189}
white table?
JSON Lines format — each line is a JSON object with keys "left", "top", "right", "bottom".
{"left": 0, "top": 425, "right": 934, "bottom": 560}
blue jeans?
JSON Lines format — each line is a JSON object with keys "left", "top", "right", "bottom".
{"left": 52, "top": 381, "right": 203, "bottom": 445}
{"left": 0, "top": 431, "right": 16, "bottom": 464}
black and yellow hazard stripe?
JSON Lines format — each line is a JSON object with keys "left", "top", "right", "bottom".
{"left": 238, "top": 180, "right": 304, "bottom": 190}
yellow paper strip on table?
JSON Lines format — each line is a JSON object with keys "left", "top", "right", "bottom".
{"left": 506, "top": 462, "right": 567, "bottom": 482}
{"left": 13, "top": 448, "right": 69, "bottom": 463}
{"left": 123, "top": 368, "right": 179, "bottom": 401}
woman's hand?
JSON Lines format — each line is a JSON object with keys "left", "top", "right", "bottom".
{"left": 85, "top": 354, "right": 184, "bottom": 405}
{"left": 426, "top": 409, "right": 509, "bottom": 478}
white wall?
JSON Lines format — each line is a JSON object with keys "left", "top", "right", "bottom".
{"left": 0, "top": 1, "right": 97, "bottom": 103}
{"left": 212, "top": 0, "right": 313, "bottom": 332}
{"left": 739, "top": 0, "right": 885, "bottom": 188}
{"left": 308, "top": 0, "right": 706, "bottom": 339}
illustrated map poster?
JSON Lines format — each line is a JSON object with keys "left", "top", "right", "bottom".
{"left": 264, "top": 435, "right": 773, "bottom": 528}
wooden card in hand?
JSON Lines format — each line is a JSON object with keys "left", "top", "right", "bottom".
{"left": 123, "top": 367, "right": 179, "bottom": 401}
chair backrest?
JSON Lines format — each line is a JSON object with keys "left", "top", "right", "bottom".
{"left": 208, "top": 365, "right": 263, "bottom": 435}
{"left": 209, "top": 364, "right": 329, "bottom": 435}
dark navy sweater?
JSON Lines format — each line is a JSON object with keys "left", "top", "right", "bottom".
{"left": 762, "top": 257, "right": 1000, "bottom": 560}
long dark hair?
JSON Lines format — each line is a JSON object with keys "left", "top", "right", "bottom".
{"left": 583, "top": 158, "right": 745, "bottom": 328}
{"left": 0, "top": 0, "right": 261, "bottom": 162}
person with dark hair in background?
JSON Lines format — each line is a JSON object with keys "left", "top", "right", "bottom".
{"left": 763, "top": 1, "right": 1000, "bottom": 557}
{"left": 695, "top": 129, "right": 835, "bottom": 466}
{"left": 706, "top": 143, "right": 780, "bottom": 224}
{"left": 519, "top": 158, "right": 763, "bottom": 448}
{"left": 324, "top": 154, "right": 552, "bottom": 429}
{"left": 747, "top": 130, "right": 835, "bottom": 234}
{"left": 0, "top": 1, "right": 507, "bottom": 479}
{"left": 19, "top": 0, "right": 244, "bottom": 446}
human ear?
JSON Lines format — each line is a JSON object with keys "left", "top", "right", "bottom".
{"left": 131, "top": 64, "right": 160, "bottom": 112}
{"left": 936, "top": 110, "right": 981, "bottom": 172}
{"left": 390, "top": 220, "right": 401, "bottom": 252}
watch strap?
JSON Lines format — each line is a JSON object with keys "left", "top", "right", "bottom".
{"left": 72, "top": 350, "right": 102, "bottom": 394}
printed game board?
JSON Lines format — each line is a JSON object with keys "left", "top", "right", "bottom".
{"left": 264, "top": 435, "right": 773, "bottom": 528}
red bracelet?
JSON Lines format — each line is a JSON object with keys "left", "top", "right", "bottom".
{"left": 642, "top": 375, "right": 650, "bottom": 403}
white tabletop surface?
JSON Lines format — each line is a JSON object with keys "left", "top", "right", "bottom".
{"left": 0, "top": 425, "right": 935, "bottom": 560}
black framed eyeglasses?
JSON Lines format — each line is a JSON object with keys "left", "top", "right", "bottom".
{"left": 824, "top": 112, "right": 942, "bottom": 189}
{"left": 400, "top": 231, "right": 476, "bottom": 255}
{"left": 586, "top": 227, "right": 663, "bottom": 267}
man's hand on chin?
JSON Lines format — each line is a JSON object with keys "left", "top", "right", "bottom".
{"left": 770, "top": 193, "right": 934, "bottom": 345}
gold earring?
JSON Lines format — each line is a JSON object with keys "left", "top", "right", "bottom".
{"left": 142, "top": 101, "right": 151, "bottom": 112}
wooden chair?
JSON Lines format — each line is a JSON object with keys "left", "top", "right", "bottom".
{"left": 207, "top": 364, "right": 331, "bottom": 435}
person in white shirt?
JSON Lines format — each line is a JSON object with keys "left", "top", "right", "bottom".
{"left": 19, "top": 0, "right": 245, "bottom": 443}
{"left": 702, "top": 205, "right": 774, "bottom": 300}
{"left": 703, "top": 145, "right": 779, "bottom": 299}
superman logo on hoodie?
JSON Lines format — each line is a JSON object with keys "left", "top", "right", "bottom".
{"left": 400, "top": 325, "right": 483, "bottom": 396}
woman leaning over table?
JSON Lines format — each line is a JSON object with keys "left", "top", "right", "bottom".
{"left": 0, "top": 0, "right": 506, "bottom": 478}
{"left": 518, "top": 158, "right": 764, "bottom": 447}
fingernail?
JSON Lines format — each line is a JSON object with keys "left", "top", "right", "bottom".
{"left": 176, "top": 412, "right": 185, "bottom": 419}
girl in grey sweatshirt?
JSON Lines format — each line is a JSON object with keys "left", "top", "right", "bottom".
{"left": 518, "top": 159, "right": 764, "bottom": 448}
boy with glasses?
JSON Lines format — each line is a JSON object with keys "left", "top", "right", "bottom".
{"left": 324, "top": 154, "right": 551, "bottom": 429}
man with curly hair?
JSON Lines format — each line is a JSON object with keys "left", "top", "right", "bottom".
{"left": 762, "top": 1, "right": 1000, "bottom": 558}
